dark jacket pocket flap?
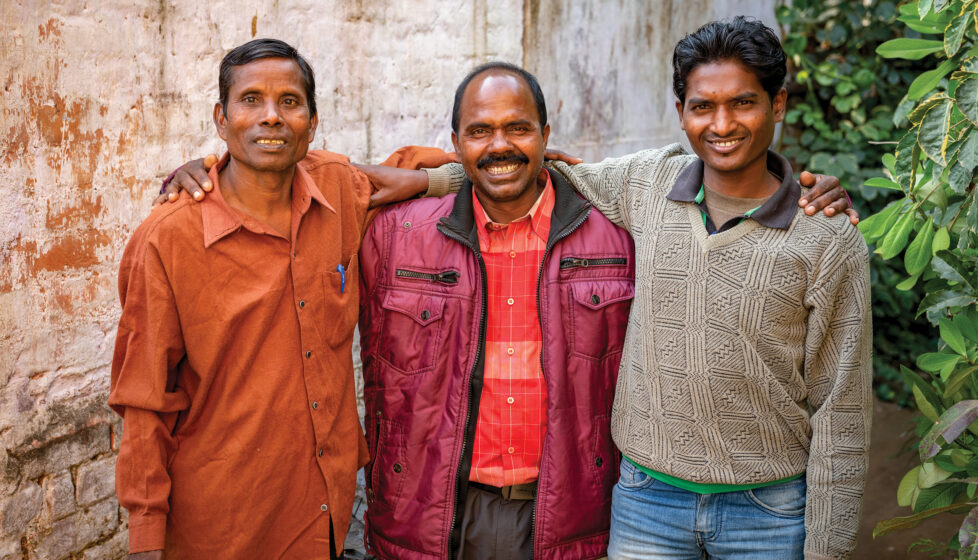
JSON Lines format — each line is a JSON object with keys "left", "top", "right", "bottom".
{"left": 571, "top": 281, "right": 635, "bottom": 310}
{"left": 382, "top": 290, "right": 446, "bottom": 326}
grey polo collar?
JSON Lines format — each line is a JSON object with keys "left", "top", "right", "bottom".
{"left": 666, "top": 150, "right": 801, "bottom": 230}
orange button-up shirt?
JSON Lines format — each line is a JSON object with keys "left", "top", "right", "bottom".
{"left": 469, "top": 172, "right": 554, "bottom": 487}
{"left": 109, "top": 152, "right": 372, "bottom": 558}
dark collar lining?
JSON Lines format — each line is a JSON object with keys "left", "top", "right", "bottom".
{"left": 666, "top": 150, "right": 800, "bottom": 230}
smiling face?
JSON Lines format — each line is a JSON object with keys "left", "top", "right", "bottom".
{"left": 676, "top": 59, "right": 786, "bottom": 180}
{"left": 214, "top": 57, "right": 318, "bottom": 174}
{"left": 452, "top": 70, "right": 550, "bottom": 220}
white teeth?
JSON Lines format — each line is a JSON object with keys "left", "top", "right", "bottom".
{"left": 712, "top": 140, "right": 740, "bottom": 147}
{"left": 486, "top": 163, "right": 519, "bottom": 174}
{"left": 256, "top": 139, "right": 285, "bottom": 145}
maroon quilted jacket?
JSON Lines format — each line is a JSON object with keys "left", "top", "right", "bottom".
{"left": 358, "top": 170, "right": 635, "bottom": 559}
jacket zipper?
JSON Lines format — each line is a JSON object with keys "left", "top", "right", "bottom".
{"left": 366, "top": 410, "right": 383, "bottom": 505}
{"left": 438, "top": 224, "right": 489, "bottom": 560}
{"left": 558, "top": 257, "right": 627, "bottom": 269}
{"left": 395, "top": 268, "right": 460, "bottom": 284}
{"left": 530, "top": 203, "right": 592, "bottom": 558}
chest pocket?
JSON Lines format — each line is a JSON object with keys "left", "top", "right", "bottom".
{"left": 323, "top": 257, "right": 360, "bottom": 348}
{"left": 376, "top": 290, "right": 447, "bottom": 374}
{"left": 568, "top": 280, "right": 634, "bottom": 360}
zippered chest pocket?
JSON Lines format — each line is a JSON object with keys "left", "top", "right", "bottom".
{"left": 376, "top": 289, "right": 447, "bottom": 374}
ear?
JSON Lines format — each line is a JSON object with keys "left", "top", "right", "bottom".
{"left": 772, "top": 88, "right": 787, "bottom": 123}
{"left": 541, "top": 123, "right": 551, "bottom": 149}
{"left": 214, "top": 103, "right": 228, "bottom": 141}
{"left": 308, "top": 112, "right": 318, "bottom": 142}
{"left": 451, "top": 130, "right": 461, "bottom": 158}
{"left": 675, "top": 100, "right": 686, "bottom": 131}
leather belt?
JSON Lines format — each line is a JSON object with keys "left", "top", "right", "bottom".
{"left": 469, "top": 480, "right": 538, "bottom": 501}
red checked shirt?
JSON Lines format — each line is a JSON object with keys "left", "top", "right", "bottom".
{"left": 469, "top": 171, "right": 555, "bottom": 487}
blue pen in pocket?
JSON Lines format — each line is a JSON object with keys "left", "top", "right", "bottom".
{"left": 337, "top": 264, "right": 346, "bottom": 293}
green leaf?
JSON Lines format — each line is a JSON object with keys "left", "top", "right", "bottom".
{"left": 921, "top": 401, "right": 978, "bottom": 459}
{"left": 944, "top": 9, "right": 971, "bottom": 57}
{"left": 909, "top": 59, "right": 957, "bottom": 100}
{"left": 918, "top": 351, "right": 962, "bottom": 373}
{"left": 918, "top": 99, "right": 954, "bottom": 165}
{"left": 920, "top": 0, "right": 935, "bottom": 18}
{"left": 899, "top": 466, "right": 922, "bottom": 506}
{"left": 958, "top": 309, "right": 978, "bottom": 342}
{"left": 919, "top": 289, "right": 978, "bottom": 316}
{"left": 914, "top": 482, "right": 964, "bottom": 513}
{"left": 934, "top": 226, "right": 952, "bottom": 254}
{"left": 919, "top": 459, "right": 955, "bottom": 485}
{"left": 955, "top": 74, "right": 978, "bottom": 126}
{"left": 915, "top": 384, "right": 944, "bottom": 421}
{"left": 858, "top": 200, "right": 905, "bottom": 243}
{"left": 909, "top": 94, "right": 950, "bottom": 124}
{"left": 959, "top": 133, "right": 978, "bottom": 171}
{"left": 941, "top": 317, "right": 969, "bottom": 355}
{"left": 933, "top": 250, "right": 977, "bottom": 289}
{"left": 946, "top": 365, "right": 978, "bottom": 399}
{"left": 865, "top": 177, "right": 902, "bottom": 191}
{"left": 950, "top": 163, "right": 973, "bottom": 194}
{"left": 877, "top": 38, "right": 946, "bottom": 59}
{"left": 878, "top": 210, "right": 916, "bottom": 259}
{"left": 904, "top": 365, "right": 946, "bottom": 419}
{"left": 906, "top": 218, "right": 937, "bottom": 275}
{"left": 958, "top": 507, "right": 978, "bottom": 554}
{"left": 874, "top": 504, "right": 970, "bottom": 537}
{"left": 897, "top": 273, "right": 922, "bottom": 290}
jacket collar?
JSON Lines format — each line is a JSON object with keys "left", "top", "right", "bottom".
{"left": 666, "top": 150, "right": 800, "bottom": 230}
{"left": 438, "top": 167, "right": 590, "bottom": 249}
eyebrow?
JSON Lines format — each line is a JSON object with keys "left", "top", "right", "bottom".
{"left": 687, "top": 92, "right": 760, "bottom": 105}
{"left": 465, "top": 119, "right": 534, "bottom": 130}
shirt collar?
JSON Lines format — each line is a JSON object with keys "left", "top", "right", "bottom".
{"left": 666, "top": 150, "right": 801, "bottom": 230}
{"left": 472, "top": 169, "right": 555, "bottom": 241}
{"left": 201, "top": 152, "right": 334, "bottom": 248}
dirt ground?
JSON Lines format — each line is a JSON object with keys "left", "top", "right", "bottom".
{"left": 855, "top": 398, "right": 964, "bottom": 559}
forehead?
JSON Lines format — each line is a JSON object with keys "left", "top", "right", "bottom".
{"left": 685, "top": 59, "right": 764, "bottom": 98}
{"left": 459, "top": 71, "right": 538, "bottom": 124}
{"left": 228, "top": 57, "right": 307, "bottom": 93}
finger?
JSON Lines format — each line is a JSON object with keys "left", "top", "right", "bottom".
{"left": 845, "top": 207, "right": 860, "bottom": 226}
{"left": 368, "top": 192, "right": 386, "bottom": 209}
{"left": 203, "top": 153, "right": 219, "bottom": 171}
{"left": 190, "top": 167, "right": 213, "bottom": 193}
{"left": 153, "top": 193, "right": 168, "bottom": 207}
{"left": 799, "top": 170, "right": 815, "bottom": 188}
{"left": 804, "top": 185, "right": 845, "bottom": 215}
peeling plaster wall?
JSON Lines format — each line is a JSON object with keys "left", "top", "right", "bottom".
{"left": 0, "top": 1, "right": 772, "bottom": 557}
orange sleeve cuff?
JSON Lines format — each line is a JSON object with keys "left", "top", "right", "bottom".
{"left": 127, "top": 513, "right": 167, "bottom": 553}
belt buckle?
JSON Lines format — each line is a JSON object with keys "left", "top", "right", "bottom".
{"left": 501, "top": 485, "right": 512, "bottom": 500}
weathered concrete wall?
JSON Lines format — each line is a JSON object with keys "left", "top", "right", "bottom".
{"left": 0, "top": 1, "right": 773, "bottom": 557}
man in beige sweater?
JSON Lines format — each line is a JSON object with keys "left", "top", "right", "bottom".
{"left": 424, "top": 17, "right": 872, "bottom": 560}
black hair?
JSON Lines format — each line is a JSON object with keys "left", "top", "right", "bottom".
{"left": 672, "top": 16, "right": 786, "bottom": 104}
{"left": 218, "top": 38, "right": 317, "bottom": 116}
{"left": 451, "top": 61, "right": 547, "bottom": 133}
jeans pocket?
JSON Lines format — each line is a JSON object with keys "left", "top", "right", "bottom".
{"left": 616, "top": 459, "right": 656, "bottom": 490}
{"left": 746, "top": 477, "right": 807, "bottom": 517}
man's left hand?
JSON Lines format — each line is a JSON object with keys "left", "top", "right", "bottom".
{"left": 798, "top": 171, "right": 859, "bottom": 225}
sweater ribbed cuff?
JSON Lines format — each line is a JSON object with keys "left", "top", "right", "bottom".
{"left": 127, "top": 513, "right": 167, "bottom": 553}
{"left": 424, "top": 167, "right": 453, "bottom": 198}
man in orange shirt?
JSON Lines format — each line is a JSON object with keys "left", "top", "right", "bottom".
{"left": 110, "top": 39, "right": 375, "bottom": 559}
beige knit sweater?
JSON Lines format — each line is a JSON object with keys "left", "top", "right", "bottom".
{"left": 426, "top": 144, "right": 873, "bottom": 559}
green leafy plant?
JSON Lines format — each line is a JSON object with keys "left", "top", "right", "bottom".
{"left": 777, "top": 0, "right": 938, "bottom": 405}
{"left": 866, "top": 1, "right": 978, "bottom": 556}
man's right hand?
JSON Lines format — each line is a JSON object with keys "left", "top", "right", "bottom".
{"left": 129, "top": 551, "right": 163, "bottom": 560}
{"left": 355, "top": 164, "right": 429, "bottom": 208}
{"left": 153, "top": 154, "right": 219, "bottom": 206}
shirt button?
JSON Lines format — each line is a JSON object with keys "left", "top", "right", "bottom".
{"left": 298, "top": 300, "right": 306, "bottom": 308}
{"left": 507, "top": 397, "right": 515, "bottom": 404}
{"left": 404, "top": 221, "right": 412, "bottom": 228}
{"left": 507, "top": 298, "right": 515, "bottom": 306}
{"left": 312, "top": 401, "right": 319, "bottom": 409}
{"left": 508, "top": 447, "right": 515, "bottom": 454}
{"left": 507, "top": 347, "right": 515, "bottom": 356}
{"left": 509, "top": 251, "right": 516, "bottom": 258}
{"left": 321, "top": 504, "right": 328, "bottom": 512}
{"left": 421, "top": 310, "right": 430, "bottom": 321}
{"left": 305, "top": 350, "right": 312, "bottom": 358}
{"left": 590, "top": 294, "right": 600, "bottom": 305}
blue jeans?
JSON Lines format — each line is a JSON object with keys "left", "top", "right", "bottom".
{"left": 608, "top": 460, "right": 806, "bottom": 560}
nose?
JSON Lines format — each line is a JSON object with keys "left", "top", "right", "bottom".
{"left": 260, "top": 100, "right": 283, "bottom": 127}
{"left": 487, "top": 128, "right": 513, "bottom": 152}
{"left": 711, "top": 106, "right": 736, "bottom": 137}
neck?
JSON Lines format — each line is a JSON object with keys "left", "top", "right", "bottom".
{"left": 219, "top": 158, "right": 295, "bottom": 217}
{"left": 702, "top": 153, "right": 780, "bottom": 199}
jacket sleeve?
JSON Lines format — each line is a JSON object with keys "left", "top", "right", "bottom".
{"left": 801, "top": 226, "right": 873, "bottom": 559}
{"left": 108, "top": 229, "right": 191, "bottom": 553}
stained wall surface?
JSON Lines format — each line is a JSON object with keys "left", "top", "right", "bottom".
{"left": 0, "top": 2, "right": 773, "bottom": 557}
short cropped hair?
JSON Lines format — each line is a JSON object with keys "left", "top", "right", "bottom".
{"left": 672, "top": 16, "right": 786, "bottom": 104}
{"left": 451, "top": 62, "right": 547, "bottom": 133}
{"left": 218, "top": 38, "right": 317, "bottom": 116}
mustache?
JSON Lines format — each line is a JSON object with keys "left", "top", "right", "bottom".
{"left": 477, "top": 153, "right": 529, "bottom": 169}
